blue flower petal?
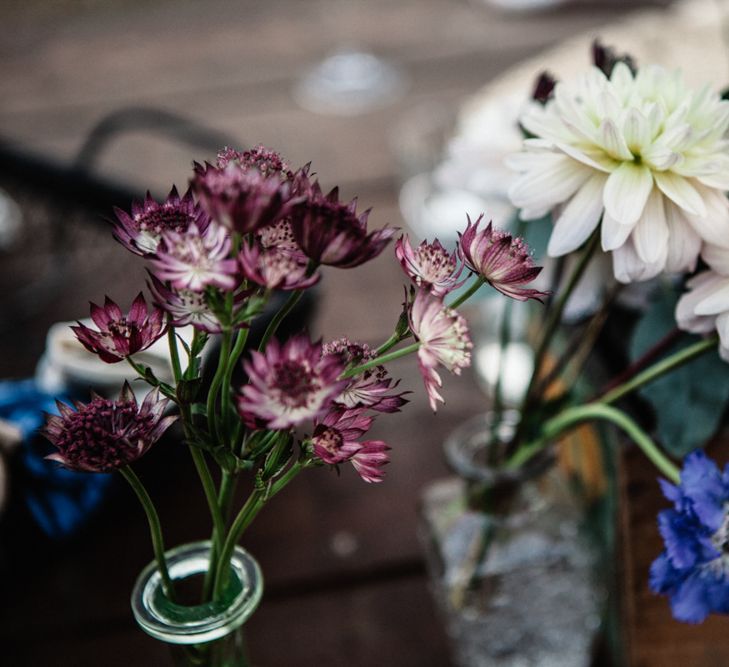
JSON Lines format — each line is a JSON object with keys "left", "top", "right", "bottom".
{"left": 682, "top": 451, "right": 727, "bottom": 532}
{"left": 649, "top": 552, "right": 681, "bottom": 594}
{"left": 671, "top": 572, "right": 712, "bottom": 623}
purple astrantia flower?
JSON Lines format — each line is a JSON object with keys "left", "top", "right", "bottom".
{"left": 191, "top": 146, "right": 304, "bottom": 234}
{"left": 395, "top": 235, "right": 465, "bottom": 298}
{"left": 238, "top": 220, "right": 319, "bottom": 291}
{"left": 150, "top": 222, "right": 238, "bottom": 292}
{"left": 290, "top": 184, "right": 396, "bottom": 268}
{"left": 351, "top": 440, "right": 390, "bottom": 483}
{"left": 41, "top": 383, "right": 176, "bottom": 473}
{"left": 71, "top": 293, "right": 166, "bottom": 363}
{"left": 310, "top": 408, "right": 390, "bottom": 482}
{"left": 458, "top": 215, "right": 548, "bottom": 302}
{"left": 408, "top": 290, "right": 472, "bottom": 412}
{"left": 237, "top": 335, "right": 348, "bottom": 430}
{"left": 323, "top": 338, "right": 409, "bottom": 413}
{"left": 650, "top": 451, "right": 729, "bottom": 623}
{"left": 112, "top": 187, "right": 211, "bottom": 257}
{"left": 311, "top": 408, "right": 374, "bottom": 465}
{"left": 148, "top": 275, "right": 224, "bottom": 333}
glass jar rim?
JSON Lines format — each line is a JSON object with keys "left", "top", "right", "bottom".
{"left": 131, "top": 541, "right": 262, "bottom": 645}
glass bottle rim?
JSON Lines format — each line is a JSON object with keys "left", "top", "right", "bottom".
{"left": 131, "top": 541, "right": 263, "bottom": 645}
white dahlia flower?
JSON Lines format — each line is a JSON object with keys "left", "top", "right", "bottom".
{"left": 508, "top": 63, "right": 729, "bottom": 283}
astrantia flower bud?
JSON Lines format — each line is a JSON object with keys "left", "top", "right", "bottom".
{"left": 396, "top": 235, "right": 464, "bottom": 298}
{"left": 237, "top": 335, "right": 348, "bottom": 430}
{"left": 408, "top": 290, "right": 472, "bottom": 412}
{"left": 72, "top": 293, "right": 166, "bottom": 363}
{"left": 290, "top": 184, "right": 396, "bottom": 268}
{"left": 42, "top": 383, "right": 176, "bottom": 473}
{"left": 458, "top": 215, "right": 547, "bottom": 302}
{"left": 113, "top": 187, "right": 210, "bottom": 257}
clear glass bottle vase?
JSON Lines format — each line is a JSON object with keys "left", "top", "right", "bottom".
{"left": 419, "top": 413, "right": 604, "bottom": 667}
{"left": 131, "top": 541, "right": 263, "bottom": 667}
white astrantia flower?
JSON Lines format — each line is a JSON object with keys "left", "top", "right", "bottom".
{"left": 676, "top": 244, "right": 729, "bottom": 361}
{"left": 507, "top": 63, "right": 729, "bottom": 283}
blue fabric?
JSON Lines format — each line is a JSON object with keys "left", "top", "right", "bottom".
{"left": 0, "top": 379, "right": 112, "bottom": 538}
{"left": 651, "top": 451, "right": 729, "bottom": 623}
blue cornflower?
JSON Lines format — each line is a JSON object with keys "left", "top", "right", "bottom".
{"left": 650, "top": 451, "right": 729, "bottom": 623}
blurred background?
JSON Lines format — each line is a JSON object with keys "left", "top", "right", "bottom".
{"left": 0, "top": 0, "right": 724, "bottom": 665}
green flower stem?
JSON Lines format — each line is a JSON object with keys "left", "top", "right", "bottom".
{"left": 506, "top": 402, "right": 680, "bottom": 483}
{"left": 125, "top": 357, "right": 177, "bottom": 401}
{"left": 258, "top": 289, "right": 304, "bottom": 352}
{"left": 212, "top": 460, "right": 306, "bottom": 601}
{"left": 206, "top": 329, "right": 232, "bottom": 442}
{"left": 189, "top": 445, "right": 226, "bottom": 558}
{"left": 448, "top": 277, "right": 486, "bottom": 310}
{"left": 120, "top": 466, "right": 176, "bottom": 601}
{"left": 201, "top": 470, "right": 238, "bottom": 602}
{"left": 521, "top": 230, "right": 600, "bottom": 409}
{"left": 168, "top": 326, "right": 183, "bottom": 383}
{"left": 222, "top": 328, "right": 249, "bottom": 435}
{"left": 341, "top": 342, "right": 421, "bottom": 379}
{"left": 376, "top": 331, "right": 409, "bottom": 356}
{"left": 599, "top": 335, "right": 718, "bottom": 406}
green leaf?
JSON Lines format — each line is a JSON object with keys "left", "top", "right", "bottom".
{"left": 629, "top": 286, "right": 729, "bottom": 457}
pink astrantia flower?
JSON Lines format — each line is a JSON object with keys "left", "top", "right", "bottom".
{"left": 395, "top": 235, "right": 464, "bottom": 297}
{"left": 311, "top": 408, "right": 390, "bottom": 483}
{"left": 291, "top": 184, "right": 396, "bottom": 268}
{"left": 71, "top": 293, "right": 166, "bottom": 363}
{"left": 191, "top": 145, "right": 305, "bottom": 234}
{"left": 458, "top": 215, "right": 548, "bottom": 302}
{"left": 41, "top": 383, "right": 176, "bottom": 473}
{"left": 237, "top": 335, "right": 348, "bottom": 430}
{"left": 350, "top": 440, "right": 390, "bottom": 483}
{"left": 148, "top": 275, "right": 224, "bottom": 333}
{"left": 323, "top": 338, "right": 409, "bottom": 413}
{"left": 112, "top": 187, "right": 211, "bottom": 256}
{"left": 408, "top": 290, "right": 472, "bottom": 411}
{"left": 311, "top": 408, "right": 374, "bottom": 464}
{"left": 150, "top": 222, "right": 238, "bottom": 292}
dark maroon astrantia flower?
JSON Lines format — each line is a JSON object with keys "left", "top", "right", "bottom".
{"left": 191, "top": 145, "right": 305, "bottom": 235}
{"left": 42, "top": 383, "right": 176, "bottom": 473}
{"left": 72, "top": 293, "right": 166, "bottom": 364}
{"left": 323, "top": 338, "right": 409, "bottom": 413}
{"left": 237, "top": 335, "right": 348, "bottom": 430}
{"left": 148, "top": 275, "right": 224, "bottom": 333}
{"left": 290, "top": 184, "right": 396, "bottom": 268}
{"left": 458, "top": 215, "right": 548, "bottom": 302}
{"left": 310, "top": 407, "right": 390, "bottom": 483}
{"left": 113, "top": 187, "right": 210, "bottom": 257}
{"left": 395, "top": 235, "right": 464, "bottom": 297}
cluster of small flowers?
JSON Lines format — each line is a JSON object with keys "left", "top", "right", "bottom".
{"left": 397, "top": 215, "right": 546, "bottom": 410}
{"left": 46, "top": 145, "right": 412, "bottom": 482}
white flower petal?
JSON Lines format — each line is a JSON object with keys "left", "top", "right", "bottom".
{"left": 508, "top": 156, "right": 589, "bottom": 211}
{"left": 653, "top": 172, "right": 706, "bottom": 217}
{"left": 622, "top": 109, "right": 651, "bottom": 155}
{"left": 600, "top": 119, "right": 633, "bottom": 161}
{"left": 611, "top": 238, "right": 663, "bottom": 284}
{"left": 675, "top": 272, "right": 721, "bottom": 334}
{"left": 553, "top": 141, "right": 615, "bottom": 173}
{"left": 664, "top": 202, "right": 701, "bottom": 273}
{"left": 601, "top": 210, "right": 633, "bottom": 251}
{"left": 685, "top": 184, "right": 729, "bottom": 246}
{"left": 695, "top": 279, "right": 729, "bottom": 316}
{"left": 547, "top": 174, "right": 606, "bottom": 256}
{"left": 603, "top": 162, "right": 653, "bottom": 225}
{"left": 702, "top": 243, "right": 729, "bottom": 276}
{"left": 632, "top": 190, "right": 668, "bottom": 264}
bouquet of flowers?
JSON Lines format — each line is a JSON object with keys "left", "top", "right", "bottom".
{"left": 39, "top": 41, "right": 729, "bottom": 665}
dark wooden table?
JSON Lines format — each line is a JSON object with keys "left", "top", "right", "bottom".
{"left": 0, "top": 1, "right": 686, "bottom": 665}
